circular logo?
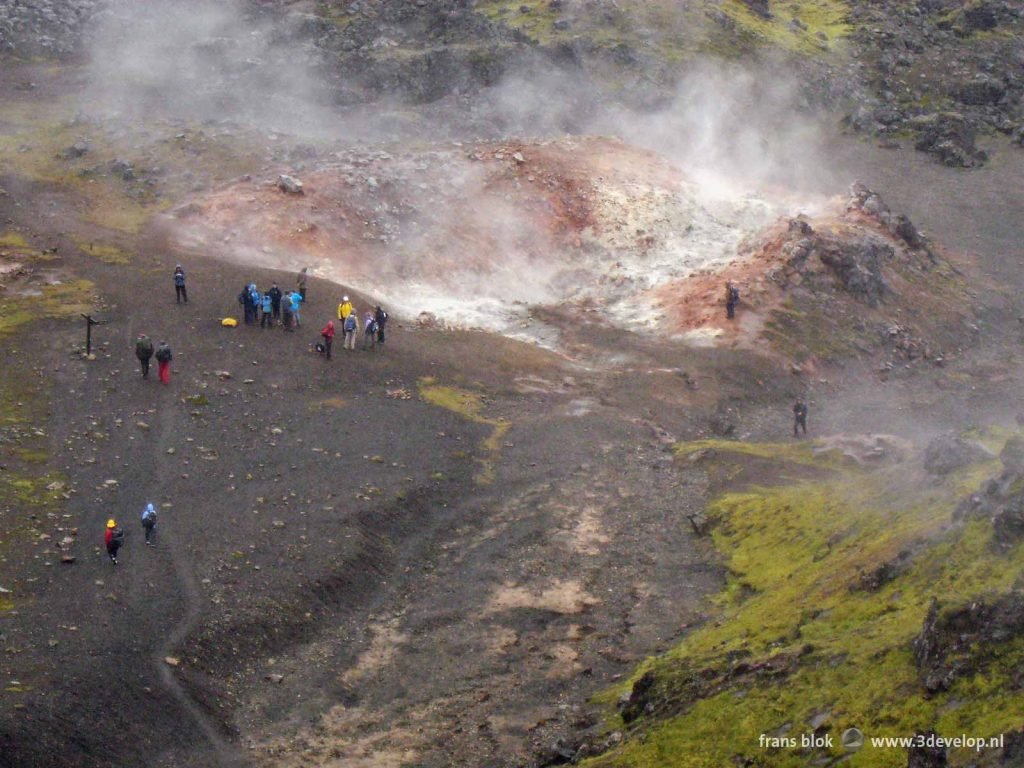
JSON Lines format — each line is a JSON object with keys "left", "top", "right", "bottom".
{"left": 841, "top": 727, "right": 865, "bottom": 751}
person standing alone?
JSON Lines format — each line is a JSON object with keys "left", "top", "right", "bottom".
{"left": 793, "top": 398, "right": 808, "bottom": 437}
{"left": 174, "top": 265, "right": 187, "bottom": 304}
{"left": 155, "top": 341, "right": 173, "bottom": 385}
{"left": 297, "top": 267, "right": 308, "bottom": 301}
{"left": 135, "top": 334, "right": 154, "bottom": 379}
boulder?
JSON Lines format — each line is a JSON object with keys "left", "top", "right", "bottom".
{"left": 923, "top": 434, "right": 993, "bottom": 475}
{"left": 911, "top": 113, "right": 987, "bottom": 168}
{"left": 277, "top": 175, "right": 304, "bottom": 195}
{"left": 912, "top": 592, "right": 1024, "bottom": 694}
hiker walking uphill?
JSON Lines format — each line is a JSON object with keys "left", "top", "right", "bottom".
{"left": 104, "top": 519, "right": 124, "bottom": 564}
{"left": 135, "top": 334, "right": 154, "bottom": 379}
{"left": 343, "top": 307, "right": 358, "bottom": 350}
{"left": 267, "top": 282, "right": 283, "bottom": 323}
{"left": 173, "top": 265, "right": 187, "bottom": 304}
{"left": 297, "top": 267, "right": 308, "bottom": 301}
{"left": 374, "top": 305, "right": 388, "bottom": 346}
{"left": 320, "top": 320, "right": 335, "bottom": 359}
{"left": 140, "top": 503, "right": 157, "bottom": 546}
{"left": 155, "top": 341, "right": 173, "bottom": 385}
{"left": 793, "top": 398, "right": 808, "bottom": 437}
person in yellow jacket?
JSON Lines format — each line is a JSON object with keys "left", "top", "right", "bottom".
{"left": 337, "top": 295, "right": 353, "bottom": 322}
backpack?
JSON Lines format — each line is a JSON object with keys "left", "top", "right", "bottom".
{"left": 136, "top": 338, "right": 153, "bottom": 357}
{"left": 344, "top": 315, "right": 356, "bottom": 332}
{"left": 155, "top": 346, "right": 171, "bottom": 362}
{"left": 728, "top": 286, "right": 740, "bottom": 302}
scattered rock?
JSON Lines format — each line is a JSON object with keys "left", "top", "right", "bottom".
{"left": 164, "top": 656, "right": 181, "bottom": 667}
{"left": 277, "top": 175, "right": 304, "bottom": 195}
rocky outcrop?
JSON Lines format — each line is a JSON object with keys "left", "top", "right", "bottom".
{"left": 912, "top": 592, "right": 1024, "bottom": 694}
{"left": 907, "top": 731, "right": 948, "bottom": 768}
{"left": 923, "top": 433, "right": 993, "bottom": 476}
{"left": 954, "top": 435, "right": 1024, "bottom": 550}
{"left": 0, "top": 0, "right": 104, "bottom": 57}
{"left": 910, "top": 113, "right": 988, "bottom": 169}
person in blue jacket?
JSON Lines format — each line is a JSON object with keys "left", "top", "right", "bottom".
{"left": 140, "top": 503, "right": 157, "bottom": 546}
{"left": 289, "top": 290, "right": 303, "bottom": 328}
{"left": 260, "top": 291, "right": 273, "bottom": 328}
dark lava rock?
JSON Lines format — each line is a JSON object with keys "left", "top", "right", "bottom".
{"left": 954, "top": 75, "right": 1006, "bottom": 106}
{"left": 910, "top": 113, "right": 988, "bottom": 168}
{"left": 923, "top": 434, "right": 993, "bottom": 475}
{"left": 741, "top": 0, "right": 772, "bottom": 19}
{"left": 1002, "top": 729, "right": 1024, "bottom": 765}
{"left": 912, "top": 592, "right": 1024, "bottom": 694}
{"left": 618, "top": 671, "right": 656, "bottom": 724}
{"left": 908, "top": 730, "right": 949, "bottom": 767}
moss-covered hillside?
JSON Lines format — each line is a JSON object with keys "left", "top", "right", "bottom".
{"left": 585, "top": 434, "right": 1023, "bottom": 767}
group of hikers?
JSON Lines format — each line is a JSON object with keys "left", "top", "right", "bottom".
{"left": 317, "top": 297, "right": 388, "bottom": 359}
{"left": 104, "top": 503, "right": 157, "bottom": 565}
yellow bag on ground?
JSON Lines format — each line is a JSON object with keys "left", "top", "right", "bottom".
{"left": 221, "top": 317, "right": 238, "bottom": 327}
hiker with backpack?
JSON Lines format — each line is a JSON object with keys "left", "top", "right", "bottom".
{"left": 320, "top": 320, "right": 335, "bottom": 359}
{"left": 374, "top": 305, "right": 388, "bottom": 346}
{"left": 155, "top": 341, "right": 173, "bottom": 385}
{"left": 174, "top": 265, "right": 187, "bottom": 304}
{"left": 135, "top": 334, "right": 154, "bottom": 379}
{"left": 140, "top": 503, "right": 157, "bottom": 546}
{"left": 297, "top": 267, "right": 308, "bottom": 301}
{"left": 104, "top": 518, "right": 125, "bottom": 564}
{"left": 793, "top": 398, "right": 809, "bottom": 437}
{"left": 362, "top": 311, "right": 378, "bottom": 350}
{"left": 343, "top": 307, "right": 358, "bottom": 349}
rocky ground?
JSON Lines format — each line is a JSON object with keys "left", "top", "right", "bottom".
{"left": 1, "top": 4, "right": 1024, "bottom": 768}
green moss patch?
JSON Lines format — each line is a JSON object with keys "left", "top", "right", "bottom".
{"left": 588, "top": 438, "right": 1022, "bottom": 768}
{"left": 0, "top": 279, "right": 96, "bottom": 338}
{"left": 418, "top": 377, "right": 510, "bottom": 485}
{"left": 70, "top": 237, "right": 131, "bottom": 265}
{"left": 718, "top": 0, "right": 851, "bottom": 56}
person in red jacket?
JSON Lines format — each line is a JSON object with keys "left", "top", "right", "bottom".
{"left": 155, "top": 341, "right": 172, "bottom": 385}
{"left": 104, "top": 519, "right": 124, "bottom": 564}
{"left": 320, "top": 320, "right": 335, "bottom": 360}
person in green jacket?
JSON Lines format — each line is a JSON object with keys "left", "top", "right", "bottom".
{"left": 135, "top": 334, "right": 154, "bottom": 379}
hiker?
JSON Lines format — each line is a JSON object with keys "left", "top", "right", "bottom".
{"left": 140, "top": 503, "right": 157, "bottom": 546}
{"left": 343, "top": 307, "right": 358, "bottom": 349}
{"left": 374, "top": 305, "right": 388, "bottom": 346}
{"left": 135, "top": 334, "right": 154, "bottom": 379}
{"left": 239, "top": 284, "right": 255, "bottom": 325}
{"left": 155, "top": 340, "right": 173, "bottom": 385}
{"left": 282, "top": 299, "right": 294, "bottom": 331}
{"left": 289, "top": 290, "right": 303, "bottom": 328}
{"left": 793, "top": 398, "right": 808, "bottom": 437}
{"left": 297, "top": 267, "right": 308, "bottom": 301}
{"left": 725, "top": 281, "right": 740, "bottom": 320}
{"left": 362, "top": 311, "right": 378, "bottom": 350}
{"left": 320, "top": 320, "right": 335, "bottom": 359}
{"left": 260, "top": 291, "right": 273, "bottom": 328}
{"left": 337, "top": 295, "right": 353, "bottom": 322}
{"left": 267, "top": 282, "right": 283, "bottom": 323}
{"left": 173, "top": 265, "right": 187, "bottom": 304}
{"left": 104, "top": 518, "right": 124, "bottom": 564}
